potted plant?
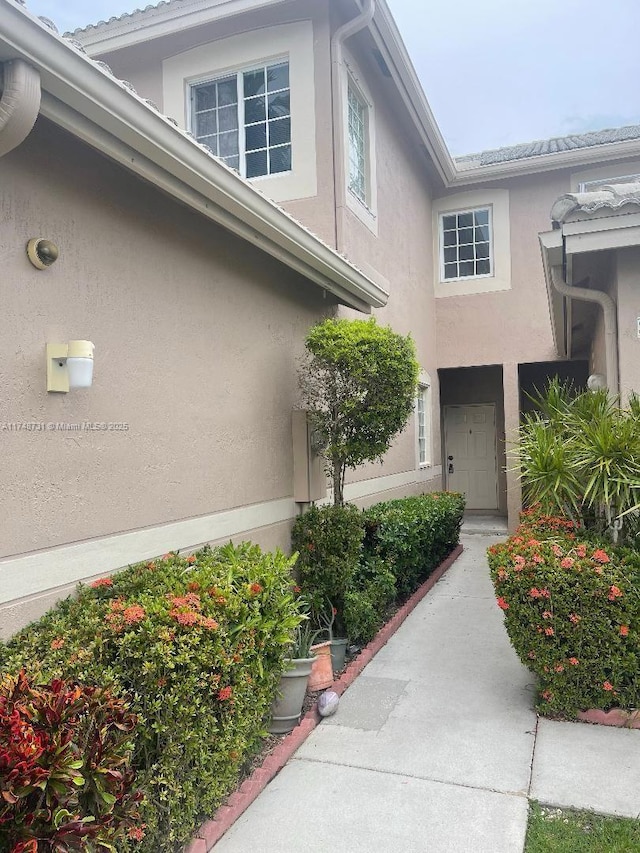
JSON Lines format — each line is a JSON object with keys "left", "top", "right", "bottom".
{"left": 316, "top": 600, "right": 348, "bottom": 675}
{"left": 268, "top": 621, "right": 317, "bottom": 734}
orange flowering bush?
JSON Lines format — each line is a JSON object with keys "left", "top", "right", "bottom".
{"left": 0, "top": 670, "right": 141, "bottom": 852}
{"left": 488, "top": 514, "right": 640, "bottom": 716}
{"left": 0, "top": 543, "right": 302, "bottom": 852}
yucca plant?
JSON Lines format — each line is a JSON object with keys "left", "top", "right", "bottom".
{"left": 517, "top": 380, "right": 640, "bottom": 544}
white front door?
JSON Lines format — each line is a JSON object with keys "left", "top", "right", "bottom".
{"left": 444, "top": 404, "right": 498, "bottom": 510}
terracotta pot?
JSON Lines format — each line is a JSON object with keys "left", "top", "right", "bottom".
{"left": 308, "top": 641, "right": 334, "bottom": 690}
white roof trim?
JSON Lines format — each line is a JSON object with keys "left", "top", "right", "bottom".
{"left": 1, "top": 0, "right": 388, "bottom": 313}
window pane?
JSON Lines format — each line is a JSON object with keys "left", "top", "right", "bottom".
{"left": 269, "top": 117, "right": 291, "bottom": 147}
{"left": 195, "top": 85, "right": 216, "bottom": 112}
{"left": 243, "top": 69, "right": 266, "bottom": 97}
{"left": 476, "top": 259, "right": 491, "bottom": 275}
{"left": 196, "top": 111, "right": 217, "bottom": 137}
{"left": 475, "top": 225, "right": 490, "bottom": 242}
{"left": 459, "top": 261, "right": 475, "bottom": 277}
{"left": 444, "top": 247, "right": 457, "bottom": 263}
{"left": 476, "top": 242, "right": 490, "bottom": 259}
{"left": 246, "top": 149, "right": 268, "bottom": 177}
{"left": 444, "top": 263, "right": 458, "bottom": 279}
{"left": 218, "top": 105, "right": 238, "bottom": 132}
{"left": 245, "top": 122, "right": 267, "bottom": 152}
{"left": 458, "top": 212, "right": 473, "bottom": 228}
{"left": 474, "top": 209, "right": 489, "bottom": 226}
{"left": 269, "top": 145, "right": 291, "bottom": 174}
{"left": 443, "top": 230, "right": 457, "bottom": 247}
{"left": 219, "top": 131, "right": 238, "bottom": 157}
{"left": 458, "top": 227, "right": 473, "bottom": 244}
{"left": 217, "top": 78, "right": 238, "bottom": 107}
{"left": 459, "top": 244, "right": 474, "bottom": 261}
{"left": 225, "top": 155, "right": 240, "bottom": 172}
{"left": 442, "top": 214, "right": 456, "bottom": 231}
{"left": 268, "top": 91, "right": 290, "bottom": 119}
{"left": 244, "top": 96, "right": 266, "bottom": 124}
{"left": 267, "top": 62, "right": 289, "bottom": 92}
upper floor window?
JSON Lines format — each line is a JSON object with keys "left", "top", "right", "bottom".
{"left": 190, "top": 60, "right": 291, "bottom": 178}
{"left": 347, "top": 82, "right": 368, "bottom": 204}
{"left": 440, "top": 207, "right": 492, "bottom": 281}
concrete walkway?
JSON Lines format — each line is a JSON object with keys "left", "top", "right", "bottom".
{"left": 216, "top": 535, "right": 640, "bottom": 852}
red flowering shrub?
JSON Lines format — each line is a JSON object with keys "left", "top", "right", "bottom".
{"left": 0, "top": 670, "right": 142, "bottom": 851}
{"left": 0, "top": 543, "right": 301, "bottom": 853}
{"left": 488, "top": 518, "right": 640, "bottom": 716}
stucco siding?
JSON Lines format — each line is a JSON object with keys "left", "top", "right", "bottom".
{"left": 0, "top": 118, "right": 329, "bottom": 585}
{"left": 616, "top": 247, "right": 640, "bottom": 403}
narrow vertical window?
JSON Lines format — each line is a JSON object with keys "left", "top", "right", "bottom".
{"left": 347, "top": 82, "right": 368, "bottom": 204}
{"left": 417, "top": 382, "right": 430, "bottom": 466}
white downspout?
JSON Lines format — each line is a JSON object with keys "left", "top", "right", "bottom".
{"left": 550, "top": 264, "right": 619, "bottom": 396}
{"left": 330, "top": 0, "right": 375, "bottom": 253}
{"left": 0, "top": 60, "right": 41, "bottom": 158}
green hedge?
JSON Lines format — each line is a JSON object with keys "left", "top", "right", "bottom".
{"left": 292, "top": 493, "right": 465, "bottom": 643}
{"left": 0, "top": 543, "right": 302, "bottom": 852}
{"left": 363, "top": 492, "right": 465, "bottom": 597}
{"left": 291, "top": 503, "right": 365, "bottom": 637}
{"left": 488, "top": 514, "right": 640, "bottom": 716}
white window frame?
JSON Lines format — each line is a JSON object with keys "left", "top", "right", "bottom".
{"left": 347, "top": 81, "right": 369, "bottom": 205}
{"left": 162, "top": 21, "right": 317, "bottom": 203}
{"left": 342, "top": 56, "right": 377, "bottom": 234}
{"left": 432, "top": 189, "right": 511, "bottom": 298}
{"left": 189, "top": 57, "right": 291, "bottom": 180}
{"left": 416, "top": 376, "right": 431, "bottom": 468}
{"left": 439, "top": 206, "right": 493, "bottom": 283}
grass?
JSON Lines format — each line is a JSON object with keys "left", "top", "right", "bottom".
{"left": 525, "top": 804, "right": 640, "bottom": 852}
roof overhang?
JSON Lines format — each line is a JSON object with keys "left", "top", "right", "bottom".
{"left": 540, "top": 204, "right": 640, "bottom": 358}
{"left": 1, "top": 0, "right": 388, "bottom": 313}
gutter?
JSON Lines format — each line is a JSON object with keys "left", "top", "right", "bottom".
{"left": 549, "top": 263, "right": 619, "bottom": 395}
{"left": 330, "top": 0, "right": 375, "bottom": 253}
{"left": 0, "top": 59, "right": 41, "bottom": 158}
{"left": 1, "top": 2, "right": 388, "bottom": 313}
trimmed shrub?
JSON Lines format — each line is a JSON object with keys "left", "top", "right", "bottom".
{"left": 343, "top": 556, "right": 396, "bottom": 645}
{"left": 0, "top": 670, "right": 142, "bottom": 852}
{"left": 291, "top": 504, "right": 365, "bottom": 636}
{"left": 363, "top": 493, "right": 465, "bottom": 597}
{"left": 488, "top": 521, "right": 640, "bottom": 716}
{"left": 0, "top": 543, "right": 302, "bottom": 852}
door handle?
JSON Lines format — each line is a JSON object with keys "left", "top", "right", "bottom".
{"left": 448, "top": 463, "right": 454, "bottom": 474}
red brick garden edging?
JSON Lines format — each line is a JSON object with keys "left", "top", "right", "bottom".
{"left": 184, "top": 543, "right": 464, "bottom": 852}
{"left": 577, "top": 708, "right": 640, "bottom": 729}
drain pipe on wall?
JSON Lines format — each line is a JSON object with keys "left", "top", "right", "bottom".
{"left": 330, "top": 0, "right": 375, "bottom": 255}
{"left": 550, "top": 263, "right": 619, "bottom": 396}
{"left": 0, "top": 59, "right": 41, "bottom": 158}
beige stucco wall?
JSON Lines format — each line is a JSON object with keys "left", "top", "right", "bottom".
{"left": 435, "top": 171, "right": 573, "bottom": 370}
{"left": 0, "top": 117, "right": 336, "bottom": 631}
{"left": 615, "top": 247, "right": 640, "bottom": 403}
{"left": 94, "top": 2, "right": 443, "bottom": 500}
{"left": 97, "top": 0, "right": 338, "bottom": 247}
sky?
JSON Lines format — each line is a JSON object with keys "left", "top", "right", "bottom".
{"left": 22, "top": 0, "right": 640, "bottom": 156}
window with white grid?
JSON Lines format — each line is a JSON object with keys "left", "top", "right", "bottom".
{"left": 417, "top": 382, "right": 430, "bottom": 467}
{"left": 191, "top": 60, "right": 291, "bottom": 178}
{"left": 347, "top": 82, "right": 368, "bottom": 204}
{"left": 440, "top": 207, "right": 493, "bottom": 281}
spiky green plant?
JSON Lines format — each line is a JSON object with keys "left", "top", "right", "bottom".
{"left": 518, "top": 380, "right": 640, "bottom": 544}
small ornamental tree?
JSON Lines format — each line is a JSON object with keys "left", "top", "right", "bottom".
{"left": 299, "top": 317, "right": 419, "bottom": 505}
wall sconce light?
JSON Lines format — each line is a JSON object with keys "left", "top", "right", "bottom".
{"left": 47, "top": 340, "right": 94, "bottom": 393}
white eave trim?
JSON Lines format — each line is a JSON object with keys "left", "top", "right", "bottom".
{"left": 451, "top": 138, "right": 640, "bottom": 186}
{"left": 1, "top": 2, "right": 386, "bottom": 313}
{"left": 73, "top": 0, "right": 291, "bottom": 53}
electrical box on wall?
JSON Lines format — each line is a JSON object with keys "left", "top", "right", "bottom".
{"left": 292, "top": 409, "right": 327, "bottom": 503}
